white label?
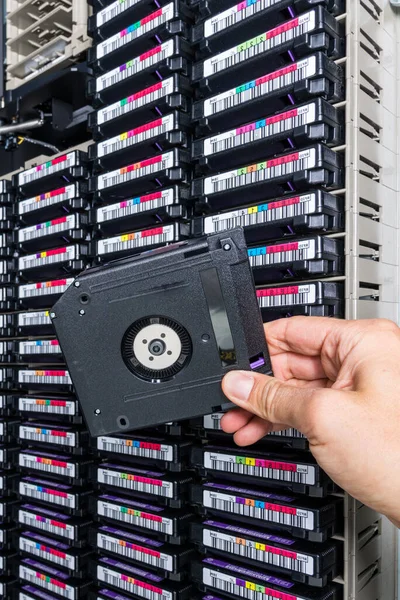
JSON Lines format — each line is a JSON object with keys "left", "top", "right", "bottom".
{"left": 257, "top": 284, "right": 317, "bottom": 308}
{"left": 18, "top": 279, "right": 74, "bottom": 299}
{"left": 96, "top": 39, "right": 174, "bottom": 91}
{"left": 98, "top": 151, "right": 174, "bottom": 190}
{"left": 97, "top": 0, "right": 146, "bottom": 27}
{"left": 20, "top": 425, "right": 75, "bottom": 447}
{"left": 203, "top": 490, "right": 315, "bottom": 530}
{"left": 203, "top": 56, "right": 316, "bottom": 117}
{"left": 203, "top": 12, "right": 315, "bottom": 77}
{"left": 204, "top": 451, "right": 315, "bottom": 485}
{"left": 19, "top": 397, "right": 77, "bottom": 416}
{"left": 97, "top": 4, "right": 174, "bottom": 59}
{"left": 97, "top": 77, "right": 174, "bottom": 125}
{"left": 98, "top": 436, "right": 173, "bottom": 461}
{"left": 18, "top": 245, "right": 77, "bottom": 271}
{"left": 19, "top": 535, "right": 76, "bottom": 570}
{"left": 18, "top": 509, "right": 74, "bottom": 540}
{"left": 204, "top": 148, "right": 316, "bottom": 195}
{"left": 0, "top": 422, "right": 3, "bottom": 437}
{"left": 19, "top": 565, "right": 76, "bottom": 599}
{"left": 248, "top": 239, "right": 316, "bottom": 268}
{"left": 204, "top": 103, "right": 315, "bottom": 156}
{"left": 97, "top": 188, "right": 175, "bottom": 223}
{"left": 98, "top": 500, "right": 173, "bottom": 535}
{"left": 18, "top": 184, "right": 76, "bottom": 215}
{"left": 98, "top": 114, "right": 174, "bottom": 158}
{"left": 19, "top": 340, "right": 62, "bottom": 355}
{"left": 203, "top": 567, "right": 304, "bottom": 599}
{"left": 97, "top": 532, "right": 173, "bottom": 572}
{"left": 98, "top": 467, "right": 173, "bottom": 498}
{"left": 19, "top": 215, "right": 76, "bottom": 243}
{"left": 18, "top": 311, "right": 52, "bottom": 327}
{"left": 18, "top": 370, "right": 72, "bottom": 385}
{"left": 98, "top": 224, "right": 175, "bottom": 255}
{"left": 18, "top": 153, "right": 77, "bottom": 186}
{"left": 204, "top": 0, "right": 283, "bottom": 38}
{"left": 204, "top": 193, "right": 316, "bottom": 234}
{"left": 20, "top": 480, "right": 76, "bottom": 509}
{"left": 19, "top": 452, "right": 76, "bottom": 478}
{"left": 97, "top": 565, "right": 172, "bottom": 599}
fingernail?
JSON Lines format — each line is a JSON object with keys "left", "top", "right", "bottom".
{"left": 224, "top": 371, "right": 255, "bottom": 403}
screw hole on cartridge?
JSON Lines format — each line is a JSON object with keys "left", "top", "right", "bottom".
{"left": 94, "top": 409, "right": 101, "bottom": 416}
{"left": 80, "top": 294, "right": 89, "bottom": 304}
{"left": 118, "top": 416, "right": 129, "bottom": 428}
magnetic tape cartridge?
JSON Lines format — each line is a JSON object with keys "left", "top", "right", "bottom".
{"left": 52, "top": 228, "right": 272, "bottom": 436}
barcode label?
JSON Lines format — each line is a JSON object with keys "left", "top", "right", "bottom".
{"left": 204, "top": 104, "right": 315, "bottom": 156}
{"left": 19, "top": 565, "right": 76, "bottom": 599}
{"left": 20, "top": 536, "right": 76, "bottom": 570}
{"left": 204, "top": 194, "right": 316, "bottom": 234}
{"left": 97, "top": 565, "right": 172, "bottom": 599}
{"left": 97, "top": 4, "right": 174, "bottom": 59}
{"left": 19, "top": 215, "right": 77, "bottom": 243}
{"left": 97, "top": 77, "right": 174, "bottom": 125}
{"left": 204, "top": 452, "right": 315, "bottom": 485}
{"left": 18, "top": 279, "right": 74, "bottom": 299}
{"left": 18, "top": 185, "right": 77, "bottom": 215}
{"left": 20, "top": 426, "right": 76, "bottom": 447}
{"left": 203, "top": 567, "right": 300, "bottom": 600}
{"left": 203, "top": 12, "right": 315, "bottom": 78}
{"left": 19, "top": 452, "right": 76, "bottom": 478}
{"left": 204, "top": 149, "right": 316, "bottom": 195}
{"left": 18, "top": 370, "right": 72, "bottom": 385}
{"left": 98, "top": 500, "right": 173, "bottom": 535}
{"left": 203, "top": 490, "right": 314, "bottom": 530}
{"left": 19, "top": 340, "right": 62, "bottom": 355}
{"left": 97, "top": 532, "right": 173, "bottom": 572}
{"left": 248, "top": 239, "right": 316, "bottom": 266}
{"left": 98, "top": 151, "right": 174, "bottom": 190}
{"left": 98, "top": 114, "right": 174, "bottom": 158}
{"left": 98, "top": 0, "right": 146, "bottom": 27}
{"left": 257, "top": 284, "right": 317, "bottom": 307}
{"left": 204, "top": 0, "right": 283, "bottom": 38}
{"left": 203, "top": 413, "right": 305, "bottom": 439}
{"left": 19, "top": 481, "right": 76, "bottom": 509}
{"left": 98, "top": 467, "right": 173, "bottom": 497}
{"left": 96, "top": 39, "right": 174, "bottom": 92}
{"left": 204, "top": 56, "right": 316, "bottom": 117}
{"left": 19, "top": 509, "right": 74, "bottom": 540}
{"left": 18, "top": 311, "right": 52, "bottom": 327}
{"left": 18, "top": 153, "right": 77, "bottom": 186}
{"left": 98, "top": 225, "right": 175, "bottom": 255}
{"left": 98, "top": 436, "right": 173, "bottom": 461}
{"left": 19, "top": 397, "right": 77, "bottom": 416}
{"left": 19, "top": 246, "right": 77, "bottom": 271}
{"left": 97, "top": 188, "right": 175, "bottom": 223}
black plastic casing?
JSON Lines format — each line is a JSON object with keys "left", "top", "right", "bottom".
{"left": 52, "top": 228, "right": 272, "bottom": 437}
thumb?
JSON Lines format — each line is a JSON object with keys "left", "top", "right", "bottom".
{"left": 222, "top": 370, "right": 314, "bottom": 433}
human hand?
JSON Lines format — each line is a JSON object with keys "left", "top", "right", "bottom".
{"left": 221, "top": 317, "right": 400, "bottom": 526}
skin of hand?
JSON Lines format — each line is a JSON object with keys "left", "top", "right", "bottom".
{"left": 221, "top": 317, "right": 400, "bottom": 527}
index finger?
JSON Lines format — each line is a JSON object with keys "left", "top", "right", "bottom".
{"left": 264, "top": 316, "right": 348, "bottom": 357}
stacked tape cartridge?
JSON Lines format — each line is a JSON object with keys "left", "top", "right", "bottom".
{"left": 10, "top": 152, "right": 95, "bottom": 599}
{"left": 0, "top": 181, "right": 21, "bottom": 590}
{"left": 188, "top": 0, "right": 346, "bottom": 599}
{"left": 91, "top": 431, "right": 196, "bottom": 596}
{"left": 86, "top": 1, "right": 198, "bottom": 598}
{"left": 87, "top": 0, "right": 196, "bottom": 265}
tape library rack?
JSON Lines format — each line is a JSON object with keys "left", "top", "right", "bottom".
{"left": 0, "top": 0, "right": 398, "bottom": 599}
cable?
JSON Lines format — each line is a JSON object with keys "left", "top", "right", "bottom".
{"left": 17, "top": 136, "right": 60, "bottom": 154}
